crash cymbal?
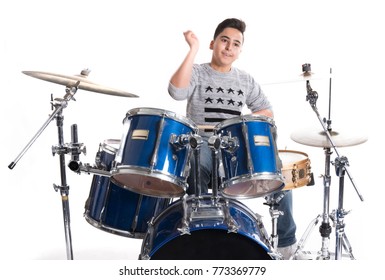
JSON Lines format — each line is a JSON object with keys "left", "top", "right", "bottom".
{"left": 291, "top": 128, "right": 368, "bottom": 148}
{"left": 23, "top": 70, "right": 139, "bottom": 98}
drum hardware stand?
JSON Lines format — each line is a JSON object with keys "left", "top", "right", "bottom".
{"left": 189, "top": 134, "right": 203, "bottom": 198}
{"left": 208, "top": 135, "right": 222, "bottom": 199}
{"left": 333, "top": 156, "right": 355, "bottom": 259}
{"left": 264, "top": 192, "right": 285, "bottom": 252}
{"left": 292, "top": 64, "right": 363, "bottom": 260}
{"left": 8, "top": 81, "right": 86, "bottom": 260}
{"left": 68, "top": 160, "right": 114, "bottom": 177}
{"left": 189, "top": 134, "right": 226, "bottom": 221}
{"left": 210, "top": 134, "right": 244, "bottom": 233}
{"left": 176, "top": 134, "right": 203, "bottom": 235}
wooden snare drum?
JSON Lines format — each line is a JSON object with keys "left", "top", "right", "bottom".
{"left": 279, "top": 150, "right": 312, "bottom": 190}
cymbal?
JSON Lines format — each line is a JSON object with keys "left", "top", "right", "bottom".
{"left": 23, "top": 70, "right": 139, "bottom": 98}
{"left": 291, "top": 128, "right": 368, "bottom": 148}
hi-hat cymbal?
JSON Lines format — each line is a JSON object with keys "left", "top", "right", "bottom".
{"left": 291, "top": 128, "right": 368, "bottom": 148}
{"left": 23, "top": 70, "right": 139, "bottom": 98}
{"left": 262, "top": 71, "right": 329, "bottom": 86}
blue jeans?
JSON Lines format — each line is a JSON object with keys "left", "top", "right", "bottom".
{"left": 186, "top": 138, "right": 297, "bottom": 248}
{"left": 272, "top": 190, "right": 297, "bottom": 247}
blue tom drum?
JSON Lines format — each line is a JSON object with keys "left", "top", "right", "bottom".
{"left": 214, "top": 115, "right": 284, "bottom": 199}
{"left": 111, "top": 108, "right": 197, "bottom": 198}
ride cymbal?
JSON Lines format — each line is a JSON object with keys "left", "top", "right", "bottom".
{"left": 291, "top": 128, "right": 368, "bottom": 148}
{"left": 23, "top": 70, "right": 139, "bottom": 98}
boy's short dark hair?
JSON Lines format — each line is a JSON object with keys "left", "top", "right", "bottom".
{"left": 213, "top": 18, "right": 246, "bottom": 41}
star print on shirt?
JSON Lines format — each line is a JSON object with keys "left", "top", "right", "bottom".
{"left": 216, "top": 98, "right": 224, "bottom": 104}
{"left": 205, "top": 86, "right": 214, "bottom": 92}
{"left": 216, "top": 87, "right": 224, "bottom": 93}
{"left": 238, "top": 101, "right": 243, "bottom": 107}
{"left": 227, "top": 88, "right": 235, "bottom": 94}
{"left": 205, "top": 97, "right": 214, "bottom": 103}
{"left": 237, "top": 90, "right": 244, "bottom": 96}
{"left": 227, "top": 99, "right": 235, "bottom": 105}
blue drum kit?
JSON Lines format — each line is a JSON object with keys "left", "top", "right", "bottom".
{"left": 9, "top": 65, "right": 367, "bottom": 260}
{"left": 84, "top": 108, "right": 284, "bottom": 260}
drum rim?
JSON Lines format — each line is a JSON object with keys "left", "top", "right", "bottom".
{"left": 101, "top": 139, "right": 120, "bottom": 154}
{"left": 125, "top": 107, "right": 198, "bottom": 130}
{"left": 279, "top": 150, "right": 310, "bottom": 168}
{"left": 111, "top": 165, "right": 187, "bottom": 198}
{"left": 221, "top": 173, "right": 285, "bottom": 199}
{"left": 84, "top": 212, "right": 144, "bottom": 238}
{"left": 213, "top": 114, "right": 275, "bottom": 132}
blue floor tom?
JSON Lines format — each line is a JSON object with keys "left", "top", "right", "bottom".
{"left": 84, "top": 139, "right": 170, "bottom": 238}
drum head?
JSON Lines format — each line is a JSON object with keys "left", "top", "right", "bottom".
{"left": 214, "top": 114, "right": 275, "bottom": 132}
{"left": 111, "top": 171, "right": 186, "bottom": 198}
{"left": 126, "top": 107, "right": 197, "bottom": 130}
{"left": 150, "top": 229, "right": 272, "bottom": 260}
{"left": 141, "top": 195, "right": 274, "bottom": 260}
{"left": 279, "top": 150, "right": 308, "bottom": 167}
{"left": 222, "top": 176, "right": 284, "bottom": 199}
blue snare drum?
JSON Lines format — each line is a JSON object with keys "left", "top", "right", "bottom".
{"left": 84, "top": 139, "right": 170, "bottom": 238}
{"left": 214, "top": 115, "right": 284, "bottom": 199}
{"left": 111, "top": 108, "right": 197, "bottom": 198}
{"left": 140, "top": 195, "right": 274, "bottom": 259}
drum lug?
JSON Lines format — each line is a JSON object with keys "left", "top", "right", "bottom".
{"left": 291, "top": 164, "right": 299, "bottom": 187}
{"left": 177, "top": 195, "right": 191, "bottom": 235}
{"left": 224, "top": 200, "right": 240, "bottom": 233}
{"left": 169, "top": 133, "right": 190, "bottom": 151}
{"left": 306, "top": 161, "right": 313, "bottom": 184}
{"left": 220, "top": 135, "right": 239, "bottom": 154}
{"left": 140, "top": 217, "right": 156, "bottom": 260}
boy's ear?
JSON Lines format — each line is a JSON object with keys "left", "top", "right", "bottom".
{"left": 209, "top": 40, "right": 214, "bottom": 50}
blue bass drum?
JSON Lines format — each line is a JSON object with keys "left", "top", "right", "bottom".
{"left": 84, "top": 139, "right": 170, "bottom": 238}
{"left": 111, "top": 108, "right": 197, "bottom": 198}
{"left": 140, "top": 195, "right": 275, "bottom": 260}
{"left": 214, "top": 115, "right": 284, "bottom": 199}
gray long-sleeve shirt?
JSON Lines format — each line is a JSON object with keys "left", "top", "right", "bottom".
{"left": 168, "top": 63, "right": 272, "bottom": 136}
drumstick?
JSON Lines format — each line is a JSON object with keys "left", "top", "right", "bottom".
{"left": 197, "top": 125, "right": 215, "bottom": 130}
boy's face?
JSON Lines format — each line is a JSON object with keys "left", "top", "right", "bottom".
{"left": 210, "top": 27, "right": 243, "bottom": 71}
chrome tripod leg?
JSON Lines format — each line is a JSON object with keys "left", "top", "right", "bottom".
{"left": 342, "top": 232, "right": 355, "bottom": 260}
{"left": 290, "top": 147, "right": 333, "bottom": 260}
{"left": 290, "top": 214, "right": 321, "bottom": 260}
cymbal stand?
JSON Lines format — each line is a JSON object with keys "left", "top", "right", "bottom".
{"left": 292, "top": 64, "right": 363, "bottom": 260}
{"left": 333, "top": 156, "right": 355, "bottom": 259}
{"left": 8, "top": 81, "right": 85, "bottom": 260}
{"left": 291, "top": 144, "right": 333, "bottom": 260}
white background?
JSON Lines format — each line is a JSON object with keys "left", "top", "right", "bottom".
{"left": 1, "top": 0, "right": 383, "bottom": 278}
